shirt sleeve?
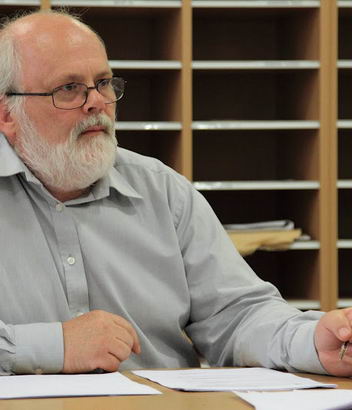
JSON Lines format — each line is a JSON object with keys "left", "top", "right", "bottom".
{"left": 0, "top": 321, "right": 64, "bottom": 375}
{"left": 173, "top": 177, "right": 327, "bottom": 374}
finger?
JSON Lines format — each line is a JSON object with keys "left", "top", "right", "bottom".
{"left": 97, "top": 353, "right": 121, "bottom": 373}
{"left": 344, "top": 307, "right": 352, "bottom": 322}
{"left": 108, "top": 336, "right": 134, "bottom": 363}
{"left": 112, "top": 325, "right": 135, "bottom": 350}
{"left": 323, "top": 310, "right": 352, "bottom": 343}
{"left": 111, "top": 316, "right": 141, "bottom": 354}
{"left": 340, "top": 309, "right": 352, "bottom": 341}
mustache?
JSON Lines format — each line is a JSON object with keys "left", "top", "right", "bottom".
{"left": 72, "top": 114, "right": 115, "bottom": 139}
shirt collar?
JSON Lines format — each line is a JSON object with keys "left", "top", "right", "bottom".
{"left": 0, "top": 134, "right": 143, "bottom": 201}
{"left": 91, "top": 165, "right": 143, "bottom": 201}
{"left": 0, "top": 134, "right": 35, "bottom": 180}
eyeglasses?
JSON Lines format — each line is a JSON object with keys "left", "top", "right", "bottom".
{"left": 5, "top": 77, "right": 125, "bottom": 110}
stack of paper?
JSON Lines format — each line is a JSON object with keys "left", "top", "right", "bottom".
{"left": 0, "top": 372, "right": 161, "bottom": 399}
{"left": 132, "top": 368, "right": 336, "bottom": 392}
{"left": 236, "top": 390, "right": 352, "bottom": 410}
{"left": 223, "top": 220, "right": 305, "bottom": 255}
{"left": 223, "top": 220, "right": 295, "bottom": 232}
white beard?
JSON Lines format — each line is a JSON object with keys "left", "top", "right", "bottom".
{"left": 13, "top": 111, "right": 117, "bottom": 193}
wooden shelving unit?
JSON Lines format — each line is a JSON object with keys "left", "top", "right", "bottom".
{"left": 2, "top": 0, "right": 343, "bottom": 311}
{"left": 338, "top": 0, "right": 352, "bottom": 308}
{"left": 191, "top": 0, "right": 336, "bottom": 311}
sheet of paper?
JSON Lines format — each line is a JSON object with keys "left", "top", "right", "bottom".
{"left": 132, "top": 368, "right": 336, "bottom": 392}
{"left": 236, "top": 390, "right": 352, "bottom": 410}
{"left": 0, "top": 371, "right": 161, "bottom": 399}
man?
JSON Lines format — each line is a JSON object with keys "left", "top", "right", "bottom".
{"left": 0, "top": 10, "right": 350, "bottom": 377}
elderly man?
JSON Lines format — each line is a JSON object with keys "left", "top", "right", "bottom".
{"left": 0, "top": 9, "right": 350, "bottom": 377}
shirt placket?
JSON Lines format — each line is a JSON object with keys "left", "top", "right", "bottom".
{"left": 51, "top": 201, "right": 89, "bottom": 318}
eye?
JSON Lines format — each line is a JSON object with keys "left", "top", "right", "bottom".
{"left": 60, "top": 83, "right": 79, "bottom": 93}
{"left": 97, "top": 78, "right": 111, "bottom": 89}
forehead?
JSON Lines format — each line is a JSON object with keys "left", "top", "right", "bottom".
{"left": 12, "top": 14, "right": 110, "bottom": 88}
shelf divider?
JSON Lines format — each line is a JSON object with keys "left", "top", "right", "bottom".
{"left": 319, "top": 0, "right": 338, "bottom": 311}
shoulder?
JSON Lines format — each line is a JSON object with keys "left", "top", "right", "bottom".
{"left": 114, "top": 147, "right": 190, "bottom": 190}
{"left": 115, "top": 147, "right": 170, "bottom": 174}
{"left": 113, "top": 148, "right": 197, "bottom": 219}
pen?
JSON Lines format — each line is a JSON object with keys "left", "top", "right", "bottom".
{"left": 339, "top": 341, "right": 349, "bottom": 360}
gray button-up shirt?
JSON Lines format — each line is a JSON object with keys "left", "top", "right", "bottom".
{"left": 0, "top": 135, "right": 325, "bottom": 375}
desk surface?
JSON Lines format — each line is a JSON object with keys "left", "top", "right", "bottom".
{"left": 1, "top": 371, "right": 352, "bottom": 410}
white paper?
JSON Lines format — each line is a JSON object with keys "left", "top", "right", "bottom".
{"left": 0, "top": 371, "right": 161, "bottom": 399}
{"left": 132, "top": 368, "right": 336, "bottom": 392}
{"left": 236, "top": 390, "right": 352, "bottom": 410}
{"left": 223, "top": 219, "right": 294, "bottom": 232}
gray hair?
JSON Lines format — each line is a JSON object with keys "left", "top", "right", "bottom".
{"left": 0, "top": 17, "right": 23, "bottom": 112}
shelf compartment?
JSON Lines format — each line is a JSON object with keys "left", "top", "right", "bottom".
{"left": 54, "top": 6, "right": 181, "bottom": 61}
{"left": 339, "top": 6, "right": 352, "bottom": 60}
{"left": 339, "top": 249, "right": 352, "bottom": 299}
{"left": 338, "top": 189, "right": 352, "bottom": 239}
{"left": 117, "top": 71, "right": 181, "bottom": 122}
{"left": 193, "top": 71, "right": 319, "bottom": 121}
{"left": 337, "top": 70, "right": 352, "bottom": 120}
{"left": 193, "top": 6, "right": 319, "bottom": 60}
{"left": 199, "top": 189, "right": 319, "bottom": 239}
{"left": 244, "top": 249, "right": 320, "bottom": 301}
{"left": 193, "top": 129, "right": 319, "bottom": 181}
{"left": 117, "top": 130, "right": 182, "bottom": 171}
{"left": 338, "top": 130, "right": 352, "bottom": 179}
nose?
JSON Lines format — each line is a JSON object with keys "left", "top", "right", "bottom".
{"left": 81, "top": 86, "right": 106, "bottom": 114}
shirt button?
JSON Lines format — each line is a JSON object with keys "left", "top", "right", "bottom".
{"left": 56, "top": 203, "right": 64, "bottom": 212}
{"left": 67, "top": 256, "right": 76, "bottom": 265}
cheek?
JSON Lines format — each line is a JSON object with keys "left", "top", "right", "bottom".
{"left": 105, "top": 103, "right": 116, "bottom": 119}
{"left": 29, "top": 110, "right": 77, "bottom": 145}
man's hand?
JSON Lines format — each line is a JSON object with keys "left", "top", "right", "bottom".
{"left": 315, "top": 308, "right": 352, "bottom": 376}
{"left": 62, "top": 310, "right": 141, "bottom": 373}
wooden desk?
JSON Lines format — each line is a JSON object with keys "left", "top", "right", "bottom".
{"left": 1, "top": 372, "right": 352, "bottom": 410}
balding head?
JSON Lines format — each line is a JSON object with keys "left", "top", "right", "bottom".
{"left": 0, "top": 10, "right": 106, "bottom": 99}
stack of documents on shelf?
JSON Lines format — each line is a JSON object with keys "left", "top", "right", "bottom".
{"left": 223, "top": 219, "right": 295, "bottom": 232}
{"left": 223, "top": 219, "right": 302, "bottom": 256}
{"left": 133, "top": 368, "right": 336, "bottom": 392}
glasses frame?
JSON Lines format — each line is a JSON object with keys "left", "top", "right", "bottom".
{"left": 5, "top": 76, "right": 126, "bottom": 110}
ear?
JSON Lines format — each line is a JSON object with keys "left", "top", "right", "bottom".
{"left": 0, "top": 99, "right": 17, "bottom": 145}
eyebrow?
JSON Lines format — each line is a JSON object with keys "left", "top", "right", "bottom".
{"left": 50, "top": 71, "right": 113, "bottom": 88}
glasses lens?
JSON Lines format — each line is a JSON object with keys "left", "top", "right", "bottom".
{"left": 53, "top": 83, "right": 87, "bottom": 109}
{"left": 97, "top": 77, "right": 125, "bottom": 103}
